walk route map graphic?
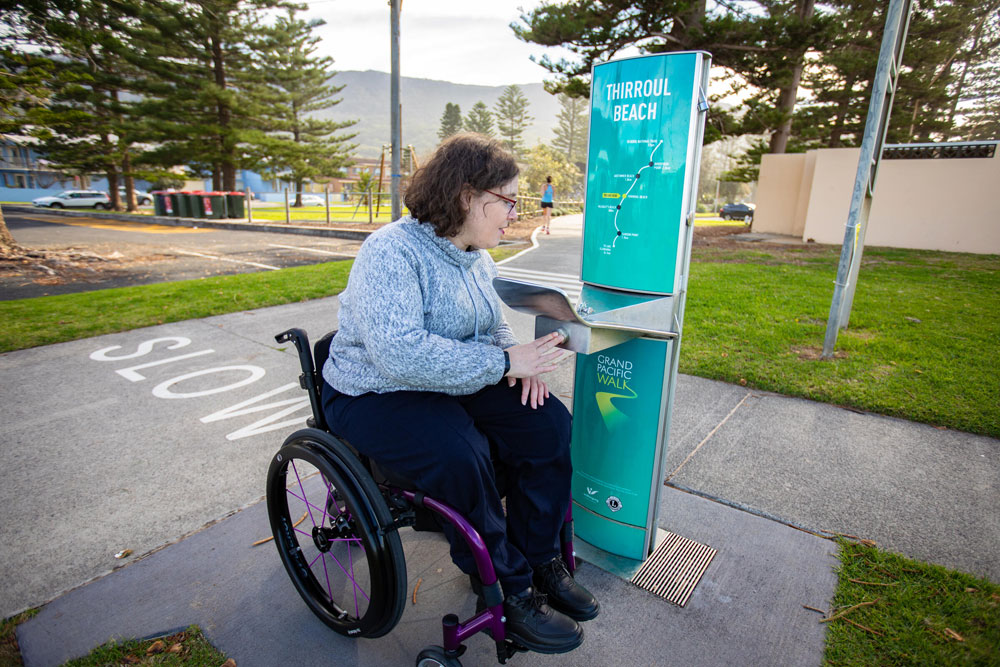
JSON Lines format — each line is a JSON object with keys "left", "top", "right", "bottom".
{"left": 582, "top": 53, "right": 699, "bottom": 294}
{"left": 611, "top": 139, "right": 663, "bottom": 248}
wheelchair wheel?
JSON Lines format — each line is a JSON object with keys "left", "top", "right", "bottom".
{"left": 266, "top": 428, "right": 407, "bottom": 638}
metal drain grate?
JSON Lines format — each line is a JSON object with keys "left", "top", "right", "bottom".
{"left": 631, "top": 531, "right": 717, "bottom": 607}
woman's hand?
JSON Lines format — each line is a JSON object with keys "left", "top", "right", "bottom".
{"left": 503, "top": 331, "right": 569, "bottom": 409}
{"left": 508, "top": 374, "right": 550, "bottom": 409}
{"left": 504, "top": 331, "right": 569, "bottom": 379}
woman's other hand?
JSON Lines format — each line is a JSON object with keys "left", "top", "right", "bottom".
{"left": 508, "top": 374, "right": 550, "bottom": 409}
{"left": 504, "top": 332, "right": 570, "bottom": 408}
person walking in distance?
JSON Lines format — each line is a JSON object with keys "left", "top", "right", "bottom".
{"left": 540, "top": 175, "right": 554, "bottom": 234}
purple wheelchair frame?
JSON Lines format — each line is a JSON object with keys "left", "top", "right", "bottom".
{"left": 276, "top": 327, "right": 576, "bottom": 663}
{"left": 391, "top": 488, "right": 576, "bottom": 653}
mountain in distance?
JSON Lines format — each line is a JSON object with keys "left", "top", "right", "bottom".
{"left": 314, "top": 70, "right": 562, "bottom": 160}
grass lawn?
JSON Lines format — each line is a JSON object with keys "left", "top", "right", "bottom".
{"left": 1, "top": 238, "right": 997, "bottom": 437}
{"left": 1, "top": 609, "right": 37, "bottom": 666}
{"left": 248, "top": 206, "right": 396, "bottom": 224}
{"left": 0, "top": 261, "right": 352, "bottom": 353}
{"left": 0, "top": 246, "right": 519, "bottom": 354}
{"left": 59, "top": 627, "right": 228, "bottom": 667}
{"left": 822, "top": 541, "right": 1000, "bottom": 665}
{"left": 682, "top": 243, "right": 1000, "bottom": 438}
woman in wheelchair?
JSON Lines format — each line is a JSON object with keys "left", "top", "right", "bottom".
{"left": 319, "top": 133, "right": 599, "bottom": 654}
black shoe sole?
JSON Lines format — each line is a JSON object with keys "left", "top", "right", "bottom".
{"left": 504, "top": 627, "right": 584, "bottom": 655}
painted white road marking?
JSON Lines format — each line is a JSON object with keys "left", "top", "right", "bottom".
{"left": 267, "top": 243, "right": 350, "bottom": 256}
{"left": 91, "top": 334, "right": 312, "bottom": 441}
{"left": 117, "top": 349, "right": 215, "bottom": 382}
{"left": 151, "top": 365, "right": 267, "bottom": 399}
{"left": 91, "top": 337, "right": 192, "bottom": 361}
{"left": 172, "top": 248, "right": 280, "bottom": 270}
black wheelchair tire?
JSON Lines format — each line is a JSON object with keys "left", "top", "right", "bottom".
{"left": 266, "top": 428, "right": 407, "bottom": 638}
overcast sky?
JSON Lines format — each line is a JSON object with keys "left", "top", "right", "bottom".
{"left": 302, "top": 0, "right": 575, "bottom": 87}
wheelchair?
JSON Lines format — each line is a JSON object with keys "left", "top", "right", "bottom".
{"left": 266, "top": 328, "right": 579, "bottom": 667}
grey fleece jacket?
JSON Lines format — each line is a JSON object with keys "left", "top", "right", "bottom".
{"left": 322, "top": 216, "right": 520, "bottom": 396}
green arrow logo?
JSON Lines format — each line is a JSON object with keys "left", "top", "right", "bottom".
{"left": 595, "top": 384, "right": 637, "bottom": 431}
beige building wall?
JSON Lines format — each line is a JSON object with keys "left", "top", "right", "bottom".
{"left": 801, "top": 148, "right": 862, "bottom": 244}
{"left": 753, "top": 153, "right": 805, "bottom": 235}
{"left": 792, "top": 150, "right": 817, "bottom": 238}
{"left": 755, "top": 145, "right": 1000, "bottom": 254}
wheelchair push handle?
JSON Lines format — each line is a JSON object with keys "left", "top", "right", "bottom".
{"left": 275, "top": 327, "right": 315, "bottom": 376}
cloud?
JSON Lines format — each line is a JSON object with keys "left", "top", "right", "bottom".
{"left": 304, "top": 0, "right": 564, "bottom": 86}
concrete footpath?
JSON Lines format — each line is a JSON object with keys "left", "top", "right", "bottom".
{"left": 7, "top": 214, "right": 998, "bottom": 666}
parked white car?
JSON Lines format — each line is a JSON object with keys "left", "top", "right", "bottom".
{"left": 298, "top": 194, "right": 326, "bottom": 206}
{"left": 32, "top": 190, "right": 111, "bottom": 209}
{"left": 116, "top": 187, "right": 153, "bottom": 205}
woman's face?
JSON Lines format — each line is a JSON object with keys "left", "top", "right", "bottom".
{"left": 452, "top": 177, "right": 518, "bottom": 250}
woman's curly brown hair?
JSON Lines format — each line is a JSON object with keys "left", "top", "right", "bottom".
{"left": 404, "top": 133, "right": 519, "bottom": 238}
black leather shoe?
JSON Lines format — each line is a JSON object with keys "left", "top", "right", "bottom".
{"left": 503, "top": 587, "right": 583, "bottom": 654}
{"left": 532, "top": 556, "right": 600, "bottom": 621}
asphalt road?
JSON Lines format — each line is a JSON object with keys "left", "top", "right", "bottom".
{"left": 2, "top": 210, "right": 361, "bottom": 299}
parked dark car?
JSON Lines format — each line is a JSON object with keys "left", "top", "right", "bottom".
{"left": 719, "top": 202, "right": 755, "bottom": 221}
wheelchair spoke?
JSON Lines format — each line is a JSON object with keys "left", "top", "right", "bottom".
{"left": 290, "top": 460, "right": 318, "bottom": 526}
{"left": 267, "top": 438, "right": 406, "bottom": 638}
{"left": 349, "top": 536, "right": 359, "bottom": 617}
{"left": 320, "top": 547, "right": 334, "bottom": 609}
{"left": 309, "top": 547, "right": 372, "bottom": 605}
{"left": 285, "top": 487, "right": 336, "bottom": 521}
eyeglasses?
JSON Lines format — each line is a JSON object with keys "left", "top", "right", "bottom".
{"left": 484, "top": 189, "right": 517, "bottom": 214}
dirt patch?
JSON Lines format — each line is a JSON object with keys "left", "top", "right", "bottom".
{"left": 0, "top": 248, "right": 158, "bottom": 280}
{"left": 0, "top": 245, "right": 181, "bottom": 299}
{"left": 792, "top": 345, "right": 848, "bottom": 360}
{"left": 503, "top": 216, "right": 546, "bottom": 242}
{"left": 692, "top": 224, "right": 752, "bottom": 244}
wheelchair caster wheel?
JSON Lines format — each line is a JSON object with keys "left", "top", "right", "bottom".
{"left": 416, "top": 645, "right": 462, "bottom": 667}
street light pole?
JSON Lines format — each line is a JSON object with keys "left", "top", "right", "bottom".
{"left": 822, "top": 0, "right": 912, "bottom": 358}
{"left": 390, "top": 0, "right": 402, "bottom": 221}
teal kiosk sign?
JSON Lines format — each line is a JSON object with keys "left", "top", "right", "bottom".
{"left": 494, "top": 51, "right": 710, "bottom": 569}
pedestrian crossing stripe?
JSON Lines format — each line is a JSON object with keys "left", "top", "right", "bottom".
{"left": 497, "top": 267, "right": 583, "bottom": 301}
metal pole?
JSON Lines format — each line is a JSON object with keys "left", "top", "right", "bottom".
{"left": 325, "top": 184, "right": 330, "bottom": 226}
{"left": 245, "top": 188, "right": 252, "bottom": 223}
{"left": 376, "top": 147, "right": 386, "bottom": 218}
{"left": 284, "top": 187, "right": 290, "bottom": 225}
{"left": 390, "top": 0, "right": 402, "bottom": 221}
{"left": 822, "top": 0, "right": 912, "bottom": 358}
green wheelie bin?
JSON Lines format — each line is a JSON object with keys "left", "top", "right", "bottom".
{"left": 169, "top": 192, "right": 191, "bottom": 217}
{"left": 225, "top": 192, "right": 245, "bottom": 218}
{"left": 201, "top": 192, "right": 227, "bottom": 219}
{"left": 187, "top": 192, "right": 206, "bottom": 218}
{"left": 152, "top": 192, "right": 169, "bottom": 216}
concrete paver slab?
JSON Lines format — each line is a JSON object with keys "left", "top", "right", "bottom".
{"left": 670, "top": 391, "right": 1000, "bottom": 581}
{"left": 18, "top": 483, "right": 837, "bottom": 667}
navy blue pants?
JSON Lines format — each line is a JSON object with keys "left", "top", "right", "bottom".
{"left": 322, "top": 379, "right": 572, "bottom": 596}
